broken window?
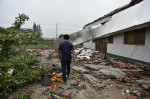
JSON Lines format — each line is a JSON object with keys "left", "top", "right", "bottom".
{"left": 108, "top": 35, "right": 113, "bottom": 43}
{"left": 124, "top": 28, "right": 146, "bottom": 45}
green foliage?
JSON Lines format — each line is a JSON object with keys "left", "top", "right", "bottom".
{"left": 0, "top": 53, "right": 46, "bottom": 98}
{"left": 0, "top": 72, "right": 18, "bottom": 98}
{"left": 0, "top": 13, "right": 29, "bottom": 57}
{"left": 67, "top": 73, "right": 79, "bottom": 80}
{"left": 59, "top": 34, "right": 64, "bottom": 38}
{"left": 0, "top": 14, "right": 41, "bottom": 58}
{"left": 13, "top": 13, "right": 29, "bottom": 29}
{"left": 33, "top": 22, "right": 36, "bottom": 32}
{"left": 33, "top": 22, "right": 42, "bottom": 37}
{"left": 17, "top": 90, "right": 31, "bottom": 99}
{"left": 0, "top": 13, "right": 47, "bottom": 98}
{"left": 22, "top": 39, "right": 53, "bottom": 49}
{"left": 22, "top": 32, "right": 40, "bottom": 40}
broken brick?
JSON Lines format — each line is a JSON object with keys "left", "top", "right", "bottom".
{"left": 127, "top": 95, "right": 137, "bottom": 99}
{"left": 141, "top": 90, "right": 150, "bottom": 98}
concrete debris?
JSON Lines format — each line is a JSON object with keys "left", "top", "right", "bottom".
{"left": 142, "top": 84, "right": 150, "bottom": 90}
{"left": 72, "top": 66, "right": 89, "bottom": 74}
{"left": 42, "top": 88, "right": 51, "bottom": 95}
{"left": 83, "top": 74, "right": 105, "bottom": 88}
{"left": 75, "top": 48, "right": 84, "bottom": 55}
{"left": 83, "top": 64, "right": 101, "bottom": 71}
{"left": 41, "top": 74, "right": 52, "bottom": 86}
{"left": 8, "top": 48, "right": 150, "bottom": 99}
{"left": 133, "top": 90, "right": 141, "bottom": 98}
{"left": 7, "top": 69, "right": 14, "bottom": 76}
{"left": 77, "top": 55, "right": 91, "bottom": 60}
{"left": 99, "top": 67, "right": 126, "bottom": 79}
{"left": 122, "top": 68, "right": 144, "bottom": 72}
{"left": 77, "top": 48, "right": 94, "bottom": 57}
{"left": 136, "top": 79, "right": 150, "bottom": 84}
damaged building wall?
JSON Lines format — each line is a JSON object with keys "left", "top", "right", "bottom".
{"left": 54, "top": 0, "right": 150, "bottom": 59}
{"left": 69, "top": 30, "right": 83, "bottom": 45}
{"left": 83, "top": 40, "right": 95, "bottom": 50}
{"left": 86, "top": 0, "right": 150, "bottom": 40}
{"left": 107, "top": 27, "right": 150, "bottom": 63}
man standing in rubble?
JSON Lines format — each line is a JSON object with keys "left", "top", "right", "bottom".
{"left": 58, "top": 34, "right": 75, "bottom": 84}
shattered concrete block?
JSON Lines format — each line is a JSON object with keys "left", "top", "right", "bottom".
{"left": 142, "top": 84, "right": 150, "bottom": 90}
{"left": 83, "top": 74, "right": 105, "bottom": 88}
{"left": 84, "top": 64, "right": 101, "bottom": 71}
{"left": 99, "top": 65, "right": 110, "bottom": 69}
{"left": 133, "top": 91, "right": 141, "bottom": 98}
{"left": 136, "top": 79, "right": 150, "bottom": 84}
{"left": 122, "top": 68, "right": 144, "bottom": 72}
{"left": 72, "top": 66, "right": 88, "bottom": 74}
{"left": 100, "top": 62, "right": 107, "bottom": 65}
{"left": 99, "top": 67, "right": 126, "bottom": 79}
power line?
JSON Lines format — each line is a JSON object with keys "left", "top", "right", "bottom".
{"left": 56, "top": 23, "right": 58, "bottom": 39}
{"left": 0, "top": 20, "right": 83, "bottom": 27}
{"left": 42, "top": 29, "right": 78, "bottom": 30}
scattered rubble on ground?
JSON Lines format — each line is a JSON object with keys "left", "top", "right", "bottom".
{"left": 8, "top": 48, "right": 150, "bottom": 99}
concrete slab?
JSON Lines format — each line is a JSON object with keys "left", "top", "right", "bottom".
{"left": 136, "top": 79, "right": 150, "bottom": 84}
{"left": 72, "top": 66, "right": 89, "bottom": 74}
{"left": 84, "top": 64, "right": 101, "bottom": 70}
{"left": 99, "top": 67, "right": 126, "bottom": 79}
{"left": 83, "top": 74, "right": 105, "bottom": 88}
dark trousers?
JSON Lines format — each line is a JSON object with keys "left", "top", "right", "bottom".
{"left": 61, "top": 55, "right": 72, "bottom": 82}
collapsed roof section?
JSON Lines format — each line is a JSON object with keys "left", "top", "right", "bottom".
{"left": 84, "top": 0, "right": 143, "bottom": 27}
{"left": 54, "top": 0, "right": 150, "bottom": 46}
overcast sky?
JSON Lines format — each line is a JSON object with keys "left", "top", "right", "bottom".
{"left": 0, "top": 0, "right": 131, "bottom": 38}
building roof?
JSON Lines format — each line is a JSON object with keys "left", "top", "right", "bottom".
{"left": 84, "top": 0, "right": 142, "bottom": 27}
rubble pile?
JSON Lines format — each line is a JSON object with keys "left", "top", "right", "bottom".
{"left": 72, "top": 48, "right": 150, "bottom": 99}
{"left": 8, "top": 48, "right": 150, "bottom": 99}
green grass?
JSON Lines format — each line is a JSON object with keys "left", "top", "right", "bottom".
{"left": 21, "top": 40, "right": 53, "bottom": 49}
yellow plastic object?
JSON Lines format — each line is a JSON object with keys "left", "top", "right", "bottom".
{"left": 50, "top": 75, "right": 63, "bottom": 82}
{"left": 51, "top": 83, "right": 58, "bottom": 93}
{"left": 56, "top": 75, "right": 63, "bottom": 82}
{"left": 49, "top": 75, "right": 63, "bottom": 93}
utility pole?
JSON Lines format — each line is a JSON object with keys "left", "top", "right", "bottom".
{"left": 56, "top": 23, "right": 58, "bottom": 39}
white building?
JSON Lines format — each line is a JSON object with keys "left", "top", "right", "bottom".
{"left": 54, "top": 0, "right": 150, "bottom": 64}
{"left": 83, "top": 0, "right": 150, "bottom": 64}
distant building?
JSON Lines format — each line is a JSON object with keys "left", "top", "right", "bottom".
{"left": 20, "top": 28, "right": 33, "bottom": 33}
{"left": 7, "top": 27, "right": 33, "bottom": 33}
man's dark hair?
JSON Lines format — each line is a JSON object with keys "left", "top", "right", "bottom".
{"left": 64, "top": 34, "right": 70, "bottom": 40}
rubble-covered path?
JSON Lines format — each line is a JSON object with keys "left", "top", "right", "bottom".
{"left": 8, "top": 48, "right": 150, "bottom": 99}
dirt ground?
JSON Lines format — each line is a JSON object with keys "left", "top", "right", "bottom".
{"left": 8, "top": 49, "right": 150, "bottom": 99}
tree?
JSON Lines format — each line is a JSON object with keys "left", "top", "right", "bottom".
{"left": 0, "top": 13, "right": 29, "bottom": 57}
{"left": 59, "top": 34, "right": 64, "bottom": 38}
{"left": 33, "top": 23, "right": 42, "bottom": 37}
{"left": 33, "top": 22, "right": 37, "bottom": 32}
